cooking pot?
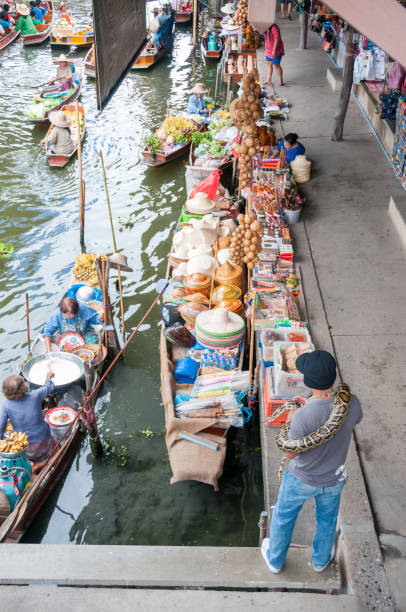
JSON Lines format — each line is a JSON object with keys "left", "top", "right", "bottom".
{"left": 21, "top": 352, "right": 86, "bottom": 395}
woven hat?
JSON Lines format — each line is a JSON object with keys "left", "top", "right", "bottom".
{"left": 185, "top": 192, "right": 216, "bottom": 215}
{"left": 49, "top": 110, "right": 72, "bottom": 128}
{"left": 17, "top": 3, "right": 30, "bottom": 15}
{"left": 221, "top": 3, "right": 235, "bottom": 14}
{"left": 53, "top": 53, "right": 69, "bottom": 64}
{"left": 109, "top": 252, "right": 133, "bottom": 273}
{"left": 191, "top": 83, "right": 208, "bottom": 95}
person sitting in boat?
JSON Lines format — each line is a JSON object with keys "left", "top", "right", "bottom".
{"left": 146, "top": 6, "right": 160, "bottom": 49}
{"left": 15, "top": 3, "right": 38, "bottom": 35}
{"left": 36, "top": 0, "right": 48, "bottom": 16}
{"left": 186, "top": 83, "right": 210, "bottom": 115}
{"left": 40, "top": 110, "right": 75, "bottom": 157}
{"left": 29, "top": 0, "right": 44, "bottom": 22}
{"left": 0, "top": 372, "right": 55, "bottom": 468}
{"left": 51, "top": 53, "right": 74, "bottom": 90}
{"left": 0, "top": 3, "right": 15, "bottom": 28}
{"left": 57, "top": 1, "right": 72, "bottom": 25}
{"left": 43, "top": 297, "right": 103, "bottom": 353}
{"left": 270, "top": 132, "right": 305, "bottom": 164}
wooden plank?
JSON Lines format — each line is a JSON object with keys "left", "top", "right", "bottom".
{"left": 0, "top": 545, "right": 341, "bottom": 590}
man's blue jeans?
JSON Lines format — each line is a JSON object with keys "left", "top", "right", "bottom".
{"left": 266, "top": 469, "right": 345, "bottom": 570}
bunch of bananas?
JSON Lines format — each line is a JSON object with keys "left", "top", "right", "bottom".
{"left": 0, "top": 431, "right": 29, "bottom": 454}
{"left": 214, "top": 109, "right": 231, "bottom": 120}
{"left": 72, "top": 253, "right": 107, "bottom": 287}
{"left": 161, "top": 115, "right": 195, "bottom": 137}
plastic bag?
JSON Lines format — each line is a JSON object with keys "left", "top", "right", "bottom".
{"left": 386, "top": 62, "right": 405, "bottom": 90}
{"left": 190, "top": 169, "right": 222, "bottom": 200}
{"left": 173, "top": 357, "right": 200, "bottom": 384}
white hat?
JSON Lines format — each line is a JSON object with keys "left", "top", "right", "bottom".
{"left": 76, "top": 285, "right": 95, "bottom": 302}
{"left": 187, "top": 254, "right": 216, "bottom": 276}
{"left": 171, "top": 244, "right": 189, "bottom": 260}
{"left": 53, "top": 53, "right": 70, "bottom": 64}
{"left": 109, "top": 252, "right": 133, "bottom": 272}
{"left": 221, "top": 4, "right": 235, "bottom": 15}
{"left": 185, "top": 192, "right": 216, "bottom": 215}
{"left": 196, "top": 308, "right": 245, "bottom": 334}
{"left": 17, "top": 3, "right": 30, "bottom": 15}
{"left": 187, "top": 244, "right": 213, "bottom": 259}
{"left": 191, "top": 83, "right": 208, "bottom": 95}
{"left": 49, "top": 110, "right": 72, "bottom": 128}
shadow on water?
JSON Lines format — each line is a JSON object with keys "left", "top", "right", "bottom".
{"left": 0, "top": 0, "right": 263, "bottom": 545}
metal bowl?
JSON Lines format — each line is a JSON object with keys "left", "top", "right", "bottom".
{"left": 21, "top": 352, "right": 86, "bottom": 395}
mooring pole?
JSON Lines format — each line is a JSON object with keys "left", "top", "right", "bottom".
{"left": 76, "top": 100, "right": 85, "bottom": 252}
{"left": 192, "top": 0, "right": 198, "bottom": 47}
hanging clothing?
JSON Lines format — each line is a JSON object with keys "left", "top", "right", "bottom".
{"left": 373, "top": 48, "right": 387, "bottom": 81}
{"left": 353, "top": 50, "right": 375, "bottom": 85}
{"left": 264, "top": 24, "right": 284, "bottom": 60}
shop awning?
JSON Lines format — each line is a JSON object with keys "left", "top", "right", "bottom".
{"left": 324, "top": 0, "right": 406, "bottom": 67}
{"left": 93, "top": 0, "right": 147, "bottom": 110}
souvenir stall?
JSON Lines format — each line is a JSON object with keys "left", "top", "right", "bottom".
{"left": 392, "top": 96, "right": 406, "bottom": 190}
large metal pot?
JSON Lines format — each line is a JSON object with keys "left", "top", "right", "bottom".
{"left": 21, "top": 352, "right": 86, "bottom": 395}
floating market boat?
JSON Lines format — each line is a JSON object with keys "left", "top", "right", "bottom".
{"left": 0, "top": 28, "right": 20, "bottom": 51}
{"left": 132, "top": 12, "right": 175, "bottom": 70}
{"left": 22, "top": 0, "right": 54, "bottom": 46}
{"left": 50, "top": 25, "right": 94, "bottom": 48}
{"left": 84, "top": 44, "right": 95, "bottom": 78}
{"left": 26, "top": 65, "right": 82, "bottom": 124}
{"left": 0, "top": 256, "right": 121, "bottom": 543}
{"left": 200, "top": 33, "right": 222, "bottom": 60}
{"left": 45, "top": 103, "right": 85, "bottom": 167}
{"left": 141, "top": 114, "right": 205, "bottom": 167}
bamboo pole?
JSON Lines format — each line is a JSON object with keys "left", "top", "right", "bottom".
{"left": 25, "top": 293, "right": 30, "bottom": 352}
{"left": 99, "top": 150, "right": 126, "bottom": 338}
{"left": 192, "top": 0, "right": 198, "bottom": 47}
{"left": 299, "top": 10, "right": 308, "bottom": 50}
{"left": 76, "top": 101, "right": 85, "bottom": 252}
{"left": 248, "top": 290, "right": 256, "bottom": 391}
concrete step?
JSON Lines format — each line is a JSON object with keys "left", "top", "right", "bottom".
{"left": 0, "top": 586, "right": 364, "bottom": 612}
{"left": 0, "top": 545, "right": 341, "bottom": 591}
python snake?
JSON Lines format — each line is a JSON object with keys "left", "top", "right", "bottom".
{"left": 269, "top": 383, "right": 351, "bottom": 453}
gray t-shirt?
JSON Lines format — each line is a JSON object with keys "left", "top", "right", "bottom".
{"left": 287, "top": 394, "right": 362, "bottom": 488}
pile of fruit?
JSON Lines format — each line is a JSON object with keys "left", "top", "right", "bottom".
{"left": 229, "top": 213, "right": 263, "bottom": 271}
{"left": 72, "top": 253, "right": 108, "bottom": 286}
{"left": 233, "top": 0, "right": 248, "bottom": 26}
{"left": 158, "top": 115, "right": 196, "bottom": 145}
{"left": 0, "top": 432, "right": 29, "bottom": 454}
{"left": 212, "top": 109, "right": 231, "bottom": 121}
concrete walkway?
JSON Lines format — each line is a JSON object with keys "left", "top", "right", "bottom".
{"left": 257, "top": 12, "right": 406, "bottom": 612}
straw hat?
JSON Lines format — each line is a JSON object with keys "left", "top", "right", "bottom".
{"left": 49, "top": 110, "right": 72, "bottom": 128}
{"left": 17, "top": 3, "right": 30, "bottom": 15}
{"left": 190, "top": 83, "right": 208, "bottom": 95}
{"left": 221, "top": 3, "right": 235, "bottom": 15}
{"left": 109, "top": 252, "right": 133, "bottom": 273}
{"left": 53, "top": 53, "right": 69, "bottom": 64}
{"left": 185, "top": 192, "right": 216, "bottom": 215}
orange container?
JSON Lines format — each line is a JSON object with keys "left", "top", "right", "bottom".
{"left": 264, "top": 368, "right": 294, "bottom": 427}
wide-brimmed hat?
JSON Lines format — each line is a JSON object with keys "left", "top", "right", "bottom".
{"left": 17, "top": 3, "right": 30, "bottom": 15}
{"left": 185, "top": 192, "right": 216, "bottom": 215}
{"left": 53, "top": 53, "right": 69, "bottom": 64}
{"left": 191, "top": 83, "right": 208, "bottom": 95}
{"left": 296, "top": 350, "right": 337, "bottom": 391}
{"left": 109, "top": 252, "right": 133, "bottom": 273}
{"left": 221, "top": 3, "right": 235, "bottom": 14}
{"left": 49, "top": 110, "right": 72, "bottom": 128}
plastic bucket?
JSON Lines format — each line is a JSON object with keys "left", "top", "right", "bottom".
{"left": 45, "top": 406, "right": 77, "bottom": 442}
{"left": 283, "top": 207, "right": 302, "bottom": 224}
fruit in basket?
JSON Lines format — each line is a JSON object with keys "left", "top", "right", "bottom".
{"left": 72, "top": 253, "right": 108, "bottom": 286}
{"left": 0, "top": 431, "right": 29, "bottom": 454}
{"left": 161, "top": 115, "right": 195, "bottom": 138}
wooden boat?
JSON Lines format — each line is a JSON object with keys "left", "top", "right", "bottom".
{"left": 50, "top": 25, "right": 94, "bottom": 48}
{"left": 22, "top": 0, "right": 54, "bottom": 46}
{"left": 200, "top": 35, "right": 222, "bottom": 60}
{"left": 27, "top": 67, "right": 82, "bottom": 124}
{"left": 142, "top": 122, "right": 205, "bottom": 167}
{"left": 84, "top": 44, "right": 95, "bottom": 78}
{"left": 132, "top": 22, "right": 175, "bottom": 70}
{"left": 45, "top": 103, "right": 85, "bottom": 167}
{"left": 174, "top": 9, "right": 192, "bottom": 23}
{"left": 0, "top": 28, "right": 20, "bottom": 51}
{"left": 0, "top": 258, "right": 121, "bottom": 543}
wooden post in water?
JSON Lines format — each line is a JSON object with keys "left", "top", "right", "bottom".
{"left": 192, "top": 0, "right": 198, "bottom": 47}
{"left": 84, "top": 362, "right": 103, "bottom": 458}
{"left": 76, "top": 100, "right": 85, "bottom": 252}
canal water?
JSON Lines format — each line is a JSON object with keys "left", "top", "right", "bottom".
{"left": 0, "top": 0, "right": 263, "bottom": 545}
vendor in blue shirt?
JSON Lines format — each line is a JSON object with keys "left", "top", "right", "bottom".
{"left": 29, "top": 1, "right": 44, "bottom": 21}
{"left": 186, "top": 82, "right": 210, "bottom": 115}
{"left": 271, "top": 133, "right": 305, "bottom": 164}
{"left": 43, "top": 296, "right": 102, "bottom": 352}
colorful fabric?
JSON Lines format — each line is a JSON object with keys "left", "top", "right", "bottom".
{"left": 264, "top": 24, "right": 284, "bottom": 59}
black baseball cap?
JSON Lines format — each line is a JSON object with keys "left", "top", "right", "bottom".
{"left": 296, "top": 350, "right": 336, "bottom": 390}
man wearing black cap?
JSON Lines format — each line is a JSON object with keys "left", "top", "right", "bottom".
{"left": 261, "top": 350, "right": 362, "bottom": 574}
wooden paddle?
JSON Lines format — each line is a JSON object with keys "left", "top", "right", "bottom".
{"left": 25, "top": 293, "right": 30, "bottom": 352}
{"left": 33, "top": 141, "right": 44, "bottom": 162}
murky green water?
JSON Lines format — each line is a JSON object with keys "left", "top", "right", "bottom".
{"left": 0, "top": 0, "right": 263, "bottom": 545}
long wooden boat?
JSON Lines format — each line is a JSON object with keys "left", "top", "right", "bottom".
{"left": 45, "top": 103, "right": 85, "bottom": 167}
{"left": 50, "top": 25, "right": 94, "bottom": 48}
{"left": 201, "top": 36, "right": 222, "bottom": 60}
{"left": 175, "top": 10, "right": 192, "bottom": 23}
{"left": 132, "top": 22, "right": 175, "bottom": 70}
{"left": 142, "top": 120, "right": 205, "bottom": 167}
{"left": 0, "top": 28, "right": 20, "bottom": 51}
{"left": 22, "top": 0, "right": 54, "bottom": 46}
{"left": 84, "top": 44, "right": 95, "bottom": 78}
{"left": 0, "top": 258, "right": 121, "bottom": 543}
{"left": 27, "top": 67, "right": 82, "bottom": 124}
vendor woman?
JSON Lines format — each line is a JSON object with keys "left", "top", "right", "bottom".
{"left": 186, "top": 83, "right": 209, "bottom": 115}
{"left": 270, "top": 133, "right": 305, "bottom": 164}
{"left": 43, "top": 296, "right": 102, "bottom": 352}
{"left": 0, "top": 372, "right": 55, "bottom": 466}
